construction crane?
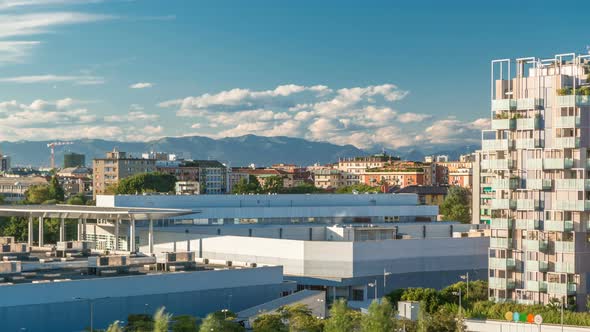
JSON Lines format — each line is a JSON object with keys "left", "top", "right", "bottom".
{"left": 47, "top": 141, "right": 73, "bottom": 169}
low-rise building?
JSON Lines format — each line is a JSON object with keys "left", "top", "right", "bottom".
{"left": 394, "top": 185, "right": 448, "bottom": 206}
{"left": 157, "top": 160, "right": 227, "bottom": 194}
{"left": 0, "top": 176, "right": 48, "bottom": 202}
{"left": 313, "top": 169, "right": 359, "bottom": 190}
{"left": 57, "top": 167, "right": 92, "bottom": 198}
{"left": 92, "top": 149, "right": 156, "bottom": 198}
{"left": 337, "top": 154, "right": 397, "bottom": 175}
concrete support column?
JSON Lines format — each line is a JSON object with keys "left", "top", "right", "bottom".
{"left": 77, "top": 219, "right": 82, "bottom": 241}
{"left": 27, "top": 216, "right": 33, "bottom": 247}
{"left": 38, "top": 216, "right": 44, "bottom": 247}
{"left": 59, "top": 218, "right": 65, "bottom": 242}
{"left": 148, "top": 219, "right": 154, "bottom": 255}
{"left": 129, "top": 218, "right": 136, "bottom": 252}
{"left": 114, "top": 218, "right": 120, "bottom": 251}
{"left": 82, "top": 219, "right": 87, "bottom": 240}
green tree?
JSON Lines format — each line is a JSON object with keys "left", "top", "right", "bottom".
{"left": 360, "top": 298, "right": 397, "bottom": 332}
{"left": 153, "top": 307, "right": 171, "bottom": 332}
{"left": 48, "top": 175, "right": 65, "bottom": 202}
{"left": 336, "top": 184, "right": 378, "bottom": 194}
{"left": 198, "top": 311, "right": 244, "bottom": 332}
{"left": 0, "top": 216, "right": 28, "bottom": 241}
{"left": 280, "top": 183, "right": 325, "bottom": 194}
{"left": 279, "top": 304, "right": 323, "bottom": 332}
{"left": 25, "top": 185, "right": 52, "bottom": 204}
{"left": 66, "top": 194, "right": 87, "bottom": 205}
{"left": 125, "top": 314, "right": 153, "bottom": 331}
{"left": 440, "top": 186, "right": 471, "bottom": 224}
{"left": 0, "top": 194, "right": 4, "bottom": 205}
{"left": 106, "top": 321, "right": 124, "bottom": 332}
{"left": 252, "top": 313, "right": 288, "bottom": 332}
{"left": 262, "top": 175, "right": 284, "bottom": 194}
{"left": 232, "top": 175, "right": 261, "bottom": 194}
{"left": 324, "top": 299, "right": 361, "bottom": 332}
{"left": 115, "top": 172, "right": 176, "bottom": 195}
{"left": 171, "top": 315, "right": 199, "bottom": 332}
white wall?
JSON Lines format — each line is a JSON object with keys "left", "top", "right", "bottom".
{"left": 465, "top": 319, "right": 590, "bottom": 332}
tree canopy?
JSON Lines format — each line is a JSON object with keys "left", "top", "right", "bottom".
{"left": 335, "top": 184, "right": 379, "bottom": 194}
{"left": 115, "top": 172, "right": 176, "bottom": 195}
{"left": 440, "top": 186, "right": 471, "bottom": 224}
{"left": 323, "top": 299, "right": 361, "bottom": 332}
{"left": 360, "top": 298, "right": 397, "bottom": 332}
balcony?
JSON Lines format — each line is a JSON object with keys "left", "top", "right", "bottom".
{"left": 481, "top": 159, "right": 515, "bottom": 170}
{"left": 492, "top": 118, "right": 516, "bottom": 130}
{"left": 555, "top": 179, "right": 590, "bottom": 190}
{"left": 515, "top": 138, "right": 543, "bottom": 149}
{"left": 489, "top": 257, "right": 516, "bottom": 270}
{"left": 491, "top": 178, "right": 519, "bottom": 190}
{"left": 557, "top": 95, "right": 590, "bottom": 107}
{"left": 515, "top": 219, "right": 541, "bottom": 230}
{"left": 516, "top": 117, "right": 542, "bottom": 130}
{"left": 554, "top": 116, "right": 581, "bottom": 128}
{"left": 482, "top": 139, "right": 512, "bottom": 151}
{"left": 490, "top": 237, "right": 512, "bottom": 249}
{"left": 517, "top": 199, "right": 543, "bottom": 211}
{"left": 490, "top": 218, "right": 513, "bottom": 229}
{"left": 544, "top": 158, "right": 573, "bottom": 170}
{"left": 544, "top": 220, "right": 574, "bottom": 232}
{"left": 492, "top": 99, "right": 517, "bottom": 111}
{"left": 489, "top": 277, "right": 516, "bottom": 289}
{"left": 555, "top": 241, "right": 575, "bottom": 253}
{"left": 554, "top": 200, "right": 590, "bottom": 211}
{"left": 525, "top": 239, "right": 548, "bottom": 252}
{"left": 526, "top": 159, "right": 543, "bottom": 170}
{"left": 554, "top": 137, "right": 580, "bottom": 149}
{"left": 491, "top": 199, "right": 516, "bottom": 210}
{"left": 526, "top": 280, "right": 548, "bottom": 292}
{"left": 526, "top": 260, "right": 548, "bottom": 272}
{"left": 554, "top": 262, "right": 575, "bottom": 274}
{"left": 526, "top": 179, "right": 552, "bottom": 190}
{"left": 517, "top": 98, "right": 544, "bottom": 110}
{"left": 547, "top": 282, "right": 577, "bottom": 295}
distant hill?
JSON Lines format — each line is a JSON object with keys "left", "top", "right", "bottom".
{"left": 0, "top": 135, "right": 366, "bottom": 167}
{"left": 0, "top": 135, "right": 479, "bottom": 167}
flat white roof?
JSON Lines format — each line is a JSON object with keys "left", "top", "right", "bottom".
{"left": 0, "top": 204, "right": 194, "bottom": 220}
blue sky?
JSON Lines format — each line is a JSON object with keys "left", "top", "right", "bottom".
{"left": 0, "top": 0, "right": 589, "bottom": 150}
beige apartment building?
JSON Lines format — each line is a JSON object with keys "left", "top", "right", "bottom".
{"left": 475, "top": 53, "right": 590, "bottom": 310}
{"left": 92, "top": 150, "right": 156, "bottom": 198}
{"left": 313, "top": 169, "right": 359, "bottom": 190}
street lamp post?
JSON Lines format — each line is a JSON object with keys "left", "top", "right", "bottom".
{"left": 73, "top": 296, "right": 111, "bottom": 332}
{"left": 383, "top": 269, "right": 392, "bottom": 289}
{"left": 221, "top": 309, "right": 229, "bottom": 319}
{"left": 368, "top": 280, "right": 378, "bottom": 300}
{"left": 452, "top": 288, "right": 462, "bottom": 315}
{"left": 460, "top": 272, "right": 469, "bottom": 299}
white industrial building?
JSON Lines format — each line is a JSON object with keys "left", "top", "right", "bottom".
{"left": 96, "top": 193, "right": 439, "bottom": 224}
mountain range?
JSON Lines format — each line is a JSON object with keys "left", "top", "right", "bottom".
{"left": 0, "top": 135, "right": 477, "bottom": 167}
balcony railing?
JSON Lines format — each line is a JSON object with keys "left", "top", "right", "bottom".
{"left": 553, "top": 137, "right": 580, "bottom": 149}
{"left": 547, "top": 282, "right": 576, "bottom": 295}
{"left": 526, "top": 260, "right": 548, "bottom": 272}
{"left": 490, "top": 218, "right": 512, "bottom": 229}
{"left": 489, "top": 277, "right": 516, "bottom": 289}
{"left": 489, "top": 257, "right": 516, "bottom": 270}
{"left": 481, "top": 159, "right": 515, "bottom": 170}
{"left": 515, "top": 138, "right": 543, "bottom": 149}
{"left": 517, "top": 199, "right": 543, "bottom": 210}
{"left": 491, "top": 119, "right": 515, "bottom": 130}
{"left": 490, "top": 237, "right": 512, "bottom": 249}
{"left": 557, "top": 95, "right": 590, "bottom": 107}
{"left": 554, "top": 116, "right": 581, "bottom": 128}
{"left": 526, "top": 280, "right": 548, "bottom": 292}
{"left": 526, "top": 179, "right": 552, "bottom": 190}
{"left": 526, "top": 159, "right": 543, "bottom": 170}
{"left": 516, "top": 117, "right": 542, "bottom": 130}
{"left": 482, "top": 139, "right": 512, "bottom": 151}
{"left": 491, "top": 199, "right": 516, "bottom": 210}
{"left": 525, "top": 239, "right": 547, "bottom": 252}
{"left": 492, "top": 99, "right": 517, "bottom": 111}
{"left": 555, "top": 241, "right": 575, "bottom": 253}
{"left": 544, "top": 158, "right": 573, "bottom": 170}
{"left": 515, "top": 219, "right": 541, "bottom": 230}
{"left": 555, "top": 179, "right": 590, "bottom": 190}
{"left": 554, "top": 261, "right": 575, "bottom": 274}
{"left": 544, "top": 220, "right": 574, "bottom": 232}
{"left": 554, "top": 200, "right": 590, "bottom": 211}
{"left": 491, "top": 178, "right": 519, "bottom": 190}
{"left": 517, "top": 98, "right": 544, "bottom": 110}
